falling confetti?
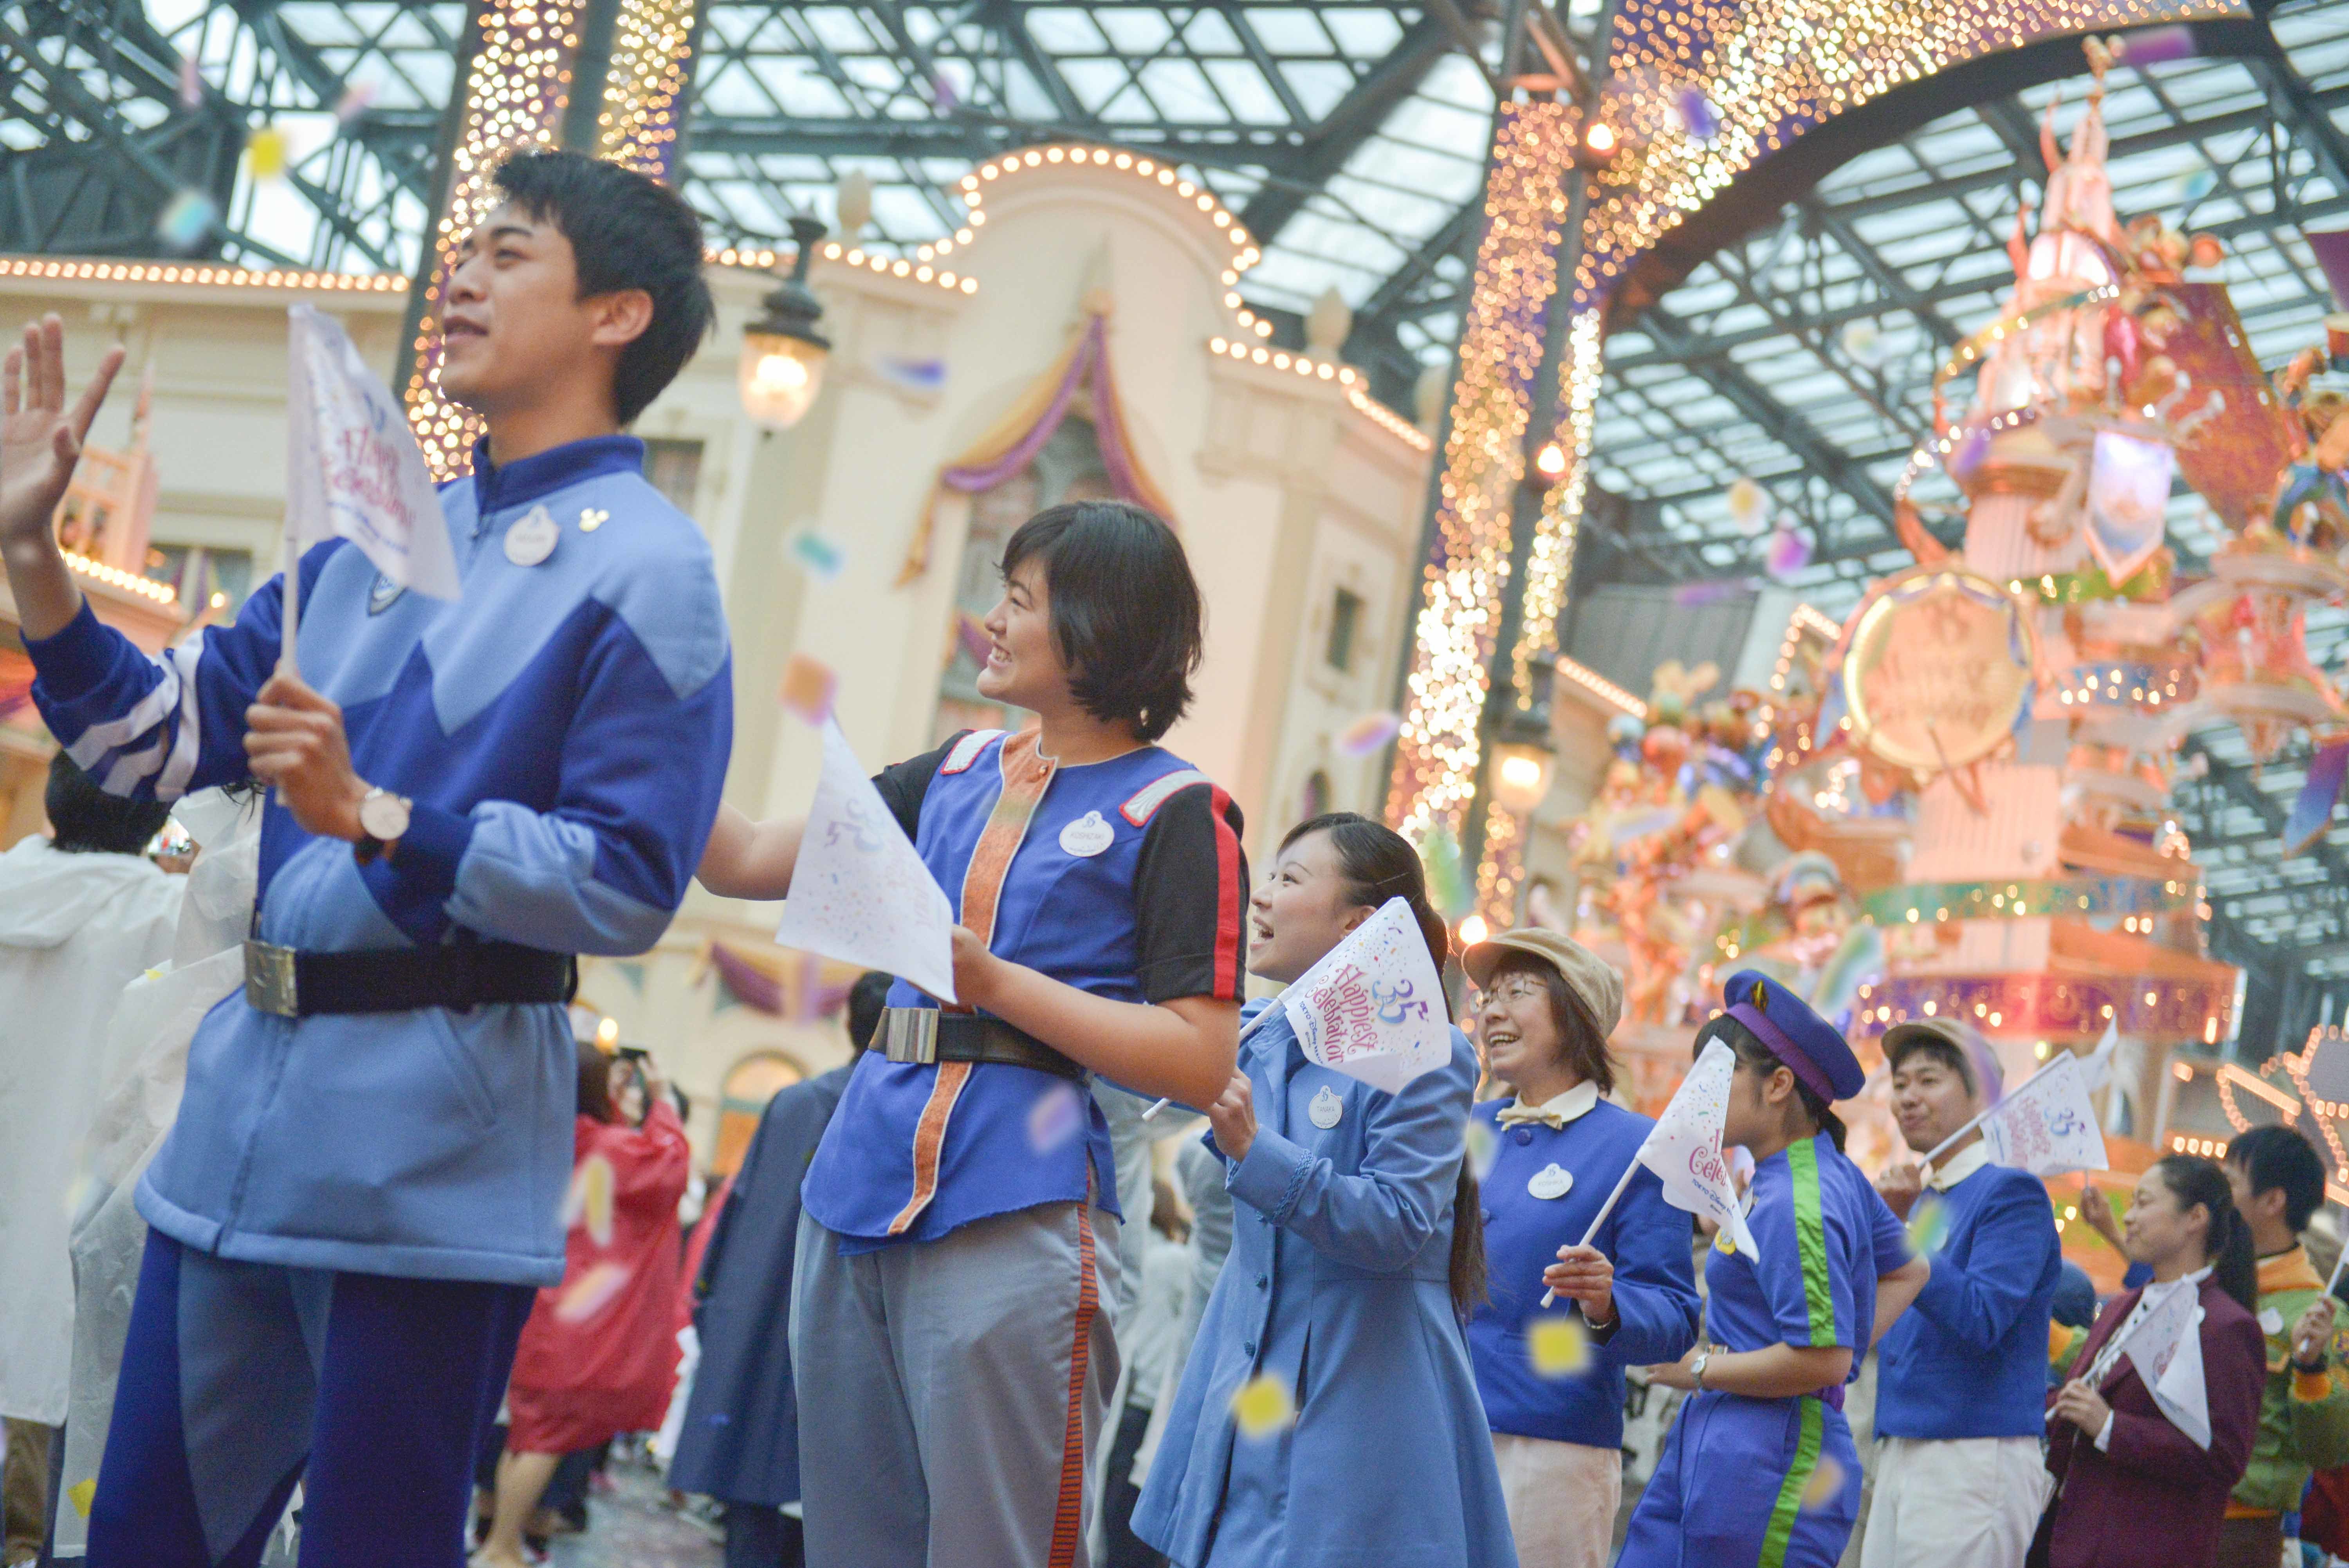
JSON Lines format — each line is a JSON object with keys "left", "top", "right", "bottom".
{"left": 1528, "top": 1315, "right": 1591, "bottom": 1379}
{"left": 1230, "top": 1373, "right": 1296, "bottom": 1440}
{"left": 334, "top": 80, "right": 379, "bottom": 125}
{"left": 1672, "top": 580, "right": 1746, "bottom": 608}
{"left": 1801, "top": 1454, "right": 1847, "bottom": 1512}
{"left": 245, "top": 125, "right": 289, "bottom": 181}
{"left": 1725, "top": 476, "right": 1768, "bottom": 535}
{"left": 561, "top": 1154, "right": 616, "bottom": 1247}
{"left": 177, "top": 52, "right": 203, "bottom": 108}
{"left": 790, "top": 530, "right": 847, "bottom": 580}
{"left": 1674, "top": 88, "right": 1719, "bottom": 141}
{"left": 155, "top": 189, "right": 219, "bottom": 254}
{"left": 1905, "top": 1194, "right": 1950, "bottom": 1256}
{"left": 1765, "top": 525, "right": 1811, "bottom": 580}
{"left": 779, "top": 652, "right": 837, "bottom": 724}
{"left": 955, "top": 610, "right": 993, "bottom": 666}
{"left": 1026, "top": 1081, "right": 1084, "bottom": 1153}
{"left": 1334, "top": 711, "right": 1401, "bottom": 758}
{"left": 1839, "top": 318, "right": 1887, "bottom": 366}
{"left": 554, "top": 1260, "right": 632, "bottom": 1323}
{"left": 877, "top": 355, "right": 949, "bottom": 393}
{"left": 68, "top": 1479, "right": 97, "bottom": 1518}
{"left": 1464, "top": 1116, "right": 1497, "bottom": 1183}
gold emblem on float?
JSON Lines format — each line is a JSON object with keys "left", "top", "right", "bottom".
{"left": 1839, "top": 566, "right": 2037, "bottom": 776}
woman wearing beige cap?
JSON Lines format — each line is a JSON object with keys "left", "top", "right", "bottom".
{"left": 1460, "top": 928, "right": 1702, "bottom": 1568}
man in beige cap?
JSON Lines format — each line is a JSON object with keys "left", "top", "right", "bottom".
{"left": 1458, "top": 927, "right": 1701, "bottom": 1568}
{"left": 1864, "top": 1016, "right": 2061, "bottom": 1568}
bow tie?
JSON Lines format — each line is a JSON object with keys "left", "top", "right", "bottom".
{"left": 1494, "top": 1101, "right": 1566, "bottom": 1130}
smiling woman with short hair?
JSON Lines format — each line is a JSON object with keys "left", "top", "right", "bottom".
{"left": 1459, "top": 927, "right": 1701, "bottom": 1568}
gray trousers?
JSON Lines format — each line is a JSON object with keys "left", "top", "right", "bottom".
{"left": 791, "top": 1204, "right": 1124, "bottom": 1568}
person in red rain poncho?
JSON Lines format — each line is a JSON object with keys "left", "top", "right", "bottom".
{"left": 475, "top": 1040, "right": 691, "bottom": 1568}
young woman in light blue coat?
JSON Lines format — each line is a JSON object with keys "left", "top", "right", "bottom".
{"left": 1133, "top": 812, "right": 1516, "bottom": 1568}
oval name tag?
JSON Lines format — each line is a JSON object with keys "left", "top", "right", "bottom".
{"left": 1527, "top": 1162, "right": 1573, "bottom": 1200}
{"left": 1309, "top": 1086, "right": 1344, "bottom": 1129}
{"left": 1059, "top": 810, "right": 1114, "bottom": 858}
{"left": 2261, "top": 1306, "right": 2286, "bottom": 1336}
{"left": 504, "top": 503, "right": 560, "bottom": 567}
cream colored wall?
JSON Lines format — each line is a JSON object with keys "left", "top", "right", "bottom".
{"left": 0, "top": 162, "right": 1431, "bottom": 1160}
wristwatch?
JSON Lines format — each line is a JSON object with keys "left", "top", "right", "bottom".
{"left": 353, "top": 786, "right": 412, "bottom": 865}
{"left": 1690, "top": 1349, "right": 1713, "bottom": 1391}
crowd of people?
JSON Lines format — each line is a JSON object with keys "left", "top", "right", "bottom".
{"left": 2, "top": 144, "right": 2348, "bottom": 1568}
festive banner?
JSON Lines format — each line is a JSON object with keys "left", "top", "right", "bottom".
{"left": 772, "top": 718, "right": 958, "bottom": 1004}
{"left": 1280, "top": 897, "right": 1449, "bottom": 1095}
{"left": 1638, "top": 1038, "right": 1760, "bottom": 1259}
{"left": 2121, "top": 1277, "right": 2210, "bottom": 1448}
{"left": 285, "top": 304, "right": 460, "bottom": 599}
{"left": 1976, "top": 1030, "right": 2114, "bottom": 1176}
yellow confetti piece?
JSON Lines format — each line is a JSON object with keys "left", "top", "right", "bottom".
{"left": 1905, "top": 1196, "right": 1950, "bottom": 1256}
{"left": 1528, "top": 1315, "right": 1591, "bottom": 1379}
{"left": 554, "top": 1260, "right": 631, "bottom": 1323}
{"left": 560, "top": 1155, "right": 616, "bottom": 1247}
{"left": 1229, "top": 1374, "right": 1295, "bottom": 1440}
{"left": 245, "top": 126, "right": 287, "bottom": 180}
{"left": 1801, "top": 1454, "right": 1846, "bottom": 1512}
{"left": 69, "top": 1478, "right": 96, "bottom": 1517}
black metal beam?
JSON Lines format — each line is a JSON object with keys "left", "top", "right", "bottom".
{"left": 1237, "top": 13, "right": 1455, "bottom": 246}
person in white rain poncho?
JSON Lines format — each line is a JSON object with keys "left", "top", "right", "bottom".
{"left": 0, "top": 755, "right": 179, "bottom": 1558}
{"left": 52, "top": 784, "right": 262, "bottom": 1563}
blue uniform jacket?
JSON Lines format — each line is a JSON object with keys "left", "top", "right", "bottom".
{"left": 1874, "top": 1158, "right": 2060, "bottom": 1441}
{"left": 669, "top": 1064, "right": 851, "bottom": 1505}
{"left": 24, "top": 435, "right": 731, "bottom": 1285}
{"left": 1467, "top": 1097, "right": 1700, "bottom": 1447}
{"left": 1132, "top": 1007, "right": 1516, "bottom": 1568}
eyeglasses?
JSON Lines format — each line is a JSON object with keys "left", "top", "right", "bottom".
{"left": 1485, "top": 980, "right": 1550, "bottom": 1006}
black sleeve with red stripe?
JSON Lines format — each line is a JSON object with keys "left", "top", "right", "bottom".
{"left": 1132, "top": 781, "right": 1249, "bottom": 1004}
{"left": 870, "top": 732, "right": 968, "bottom": 842}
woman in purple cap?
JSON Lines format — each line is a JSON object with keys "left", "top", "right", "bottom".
{"left": 1617, "top": 971, "right": 1928, "bottom": 1568}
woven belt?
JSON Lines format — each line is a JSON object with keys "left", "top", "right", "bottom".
{"left": 242, "top": 939, "right": 577, "bottom": 1018}
{"left": 864, "top": 1007, "right": 1086, "bottom": 1081}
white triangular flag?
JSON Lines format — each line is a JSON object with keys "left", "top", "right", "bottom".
{"left": 285, "top": 303, "right": 461, "bottom": 599}
{"left": 2121, "top": 1279, "right": 2210, "bottom": 1448}
{"left": 1281, "top": 898, "right": 1449, "bottom": 1095}
{"left": 1978, "top": 1049, "right": 2110, "bottom": 1177}
{"left": 2082, "top": 1019, "right": 2120, "bottom": 1092}
{"left": 771, "top": 717, "right": 957, "bottom": 1004}
{"left": 1637, "top": 1038, "right": 1761, "bottom": 1259}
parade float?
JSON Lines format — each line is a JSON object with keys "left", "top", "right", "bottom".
{"left": 1544, "top": 38, "right": 2349, "bottom": 1281}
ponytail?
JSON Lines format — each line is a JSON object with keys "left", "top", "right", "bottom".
{"left": 2154, "top": 1154, "right": 2259, "bottom": 1314}
{"left": 1277, "top": 812, "right": 1480, "bottom": 1311}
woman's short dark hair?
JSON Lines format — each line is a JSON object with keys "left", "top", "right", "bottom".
{"left": 491, "top": 150, "right": 714, "bottom": 424}
{"left": 2154, "top": 1154, "right": 2259, "bottom": 1315}
{"left": 576, "top": 1040, "right": 616, "bottom": 1125}
{"left": 1485, "top": 949, "right": 1617, "bottom": 1096}
{"left": 46, "top": 752, "right": 171, "bottom": 854}
{"left": 1000, "top": 500, "right": 1202, "bottom": 742}
{"left": 1699, "top": 1010, "right": 1847, "bottom": 1153}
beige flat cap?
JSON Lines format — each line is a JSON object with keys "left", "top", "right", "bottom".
{"left": 1462, "top": 927, "right": 1624, "bottom": 1038}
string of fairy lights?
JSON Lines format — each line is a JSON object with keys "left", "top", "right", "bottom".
{"left": 1386, "top": 102, "right": 1573, "bottom": 861}
{"left": 1393, "top": 0, "right": 2231, "bottom": 928}
{"left": 401, "top": 0, "right": 699, "bottom": 478}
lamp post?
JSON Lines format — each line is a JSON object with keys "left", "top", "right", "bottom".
{"left": 739, "top": 214, "right": 832, "bottom": 430}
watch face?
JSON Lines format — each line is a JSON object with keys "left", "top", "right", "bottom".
{"left": 359, "top": 792, "right": 411, "bottom": 840}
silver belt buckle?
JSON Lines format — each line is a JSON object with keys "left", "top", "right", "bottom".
{"left": 243, "top": 940, "right": 299, "bottom": 1018}
{"left": 880, "top": 1007, "right": 938, "bottom": 1066}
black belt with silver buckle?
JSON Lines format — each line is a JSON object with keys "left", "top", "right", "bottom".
{"left": 863, "top": 1007, "right": 1086, "bottom": 1081}
{"left": 242, "top": 938, "right": 577, "bottom": 1018}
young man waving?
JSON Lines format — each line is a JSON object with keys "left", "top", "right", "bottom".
{"left": 0, "top": 151, "right": 731, "bottom": 1564}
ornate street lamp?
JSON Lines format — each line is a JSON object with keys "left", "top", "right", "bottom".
{"left": 739, "top": 215, "right": 832, "bottom": 429}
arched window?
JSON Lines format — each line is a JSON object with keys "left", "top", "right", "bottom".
{"left": 712, "top": 1051, "right": 806, "bottom": 1177}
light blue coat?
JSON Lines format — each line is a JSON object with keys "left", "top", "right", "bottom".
{"left": 1133, "top": 1006, "right": 1517, "bottom": 1568}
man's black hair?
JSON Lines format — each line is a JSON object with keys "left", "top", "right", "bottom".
{"left": 489, "top": 150, "right": 714, "bottom": 424}
{"left": 46, "top": 751, "right": 171, "bottom": 855}
{"left": 847, "top": 971, "right": 895, "bottom": 1052}
{"left": 2227, "top": 1122, "right": 2329, "bottom": 1234}
{"left": 999, "top": 500, "right": 1202, "bottom": 743}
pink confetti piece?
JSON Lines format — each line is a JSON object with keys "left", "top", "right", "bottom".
{"left": 1765, "top": 525, "right": 1811, "bottom": 580}
{"left": 1335, "top": 711, "right": 1401, "bottom": 758}
{"left": 955, "top": 610, "right": 993, "bottom": 666}
{"left": 178, "top": 52, "right": 203, "bottom": 108}
{"left": 554, "top": 1260, "right": 631, "bottom": 1323}
{"left": 334, "top": 81, "right": 378, "bottom": 125}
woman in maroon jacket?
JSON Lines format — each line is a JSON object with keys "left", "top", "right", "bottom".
{"left": 2031, "top": 1155, "right": 2268, "bottom": 1568}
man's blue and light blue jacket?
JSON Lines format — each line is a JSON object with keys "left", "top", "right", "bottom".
{"left": 1873, "top": 1140, "right": 2062, "bottom": 1440}
{"left": 24, "top": 434, "right": 731, "bottom": 1286}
